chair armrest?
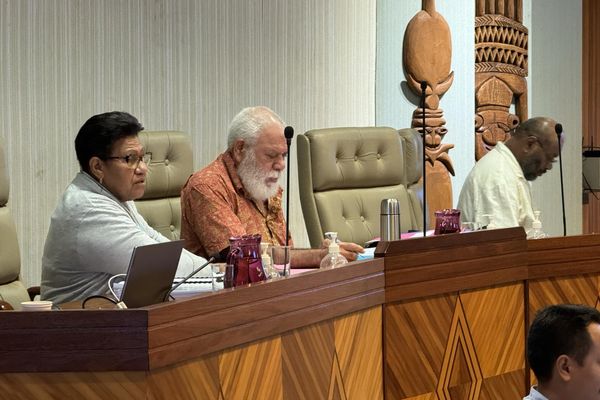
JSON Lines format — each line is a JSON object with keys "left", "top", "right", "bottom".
{"left": 0, "top": 300, "right": 13, "bottom": 310}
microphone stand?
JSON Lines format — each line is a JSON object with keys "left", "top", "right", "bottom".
{"left": 284, "top": 126, "right": 295, "bottom": 247}
{"left": 556, "top": 123, "right": 566, "bottom": 236}
{"left": 420, "top": 81, "right": 427, "bottom": 237}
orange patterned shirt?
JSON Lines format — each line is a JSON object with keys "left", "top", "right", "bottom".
{"left": 180, "top": 151, "right": 292, "bottom": 258}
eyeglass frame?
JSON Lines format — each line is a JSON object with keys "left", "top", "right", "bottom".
{"left": 103, "top": 152, "right": 152, "bottom": 169}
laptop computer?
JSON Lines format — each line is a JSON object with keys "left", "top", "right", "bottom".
{"left": 119, "top": 240, "right": 184, "bottom": 308}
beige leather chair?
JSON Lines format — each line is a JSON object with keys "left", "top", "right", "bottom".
{"left": 297, "top": 127, "right": 424, "bottom": 247}
{"left": 136, "top": 131, "right": 193, "bottom": 240}
{"left": 0, "top": 139, "right": 37, "bottom": 309}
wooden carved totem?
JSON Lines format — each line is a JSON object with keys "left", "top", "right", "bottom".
{"left": 475, "top": 0, "right": 528, "bottom": 160}
{"left": 403, "top": 0, "right": 455, "bottom": 227}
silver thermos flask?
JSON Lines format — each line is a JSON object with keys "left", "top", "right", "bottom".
{"left": 380, "top": 198, "right": 400, "bottom": 241}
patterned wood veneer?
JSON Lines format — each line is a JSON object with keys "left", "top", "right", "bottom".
{"left": 385, "top": 283, "right": 525, "bottom": 400}
{"left": 381, "top": 232, "right": 600, "bottom": 400}
{"left": 0, "top": 307, "right": 382, "bottom": 400}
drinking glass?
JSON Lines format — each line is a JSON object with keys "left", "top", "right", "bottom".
{"left": 270, "top": 245, "right": 291, "bottom": 277}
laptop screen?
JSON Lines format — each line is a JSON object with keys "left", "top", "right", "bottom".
{"left": 119, "top": 240, "right": 184, "bottom": 308}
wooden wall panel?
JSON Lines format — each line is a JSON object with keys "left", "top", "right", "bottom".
{"left": 479, "top": 370, "right": 525, "bottom": 400}
{"left": 219, "top": 337, "right": 283, "bottom": 400}
{"left": 529, "top": 274, "right": 599, "bottom": 317}
{"left": 147, "top": 354, "right": 220, "bottom": 400}
{"left": 402, "top": 394, "right": 438, "bottom": 400}
{"left": 0, "top": 371, "right": 147, "bottom": 400}
{"left": 385, "top": 294, "right": 456, "bottom": 398}
{"left": 0, "top": 306, "right": 382, "bottom": 399}
{"left": 335, "top": 306, "right": 383, "bottom": 399}
{"left": 460, "top": 283, "right": 524, "bottom": 377}
{"left": 385, "top": 282, "right": 527, "bottom": 400}
{"left": 281, "top": 319, "right": 334, "bottom": 399}
{"left": 147, "top": 259, "right": 384, "bottom": 369}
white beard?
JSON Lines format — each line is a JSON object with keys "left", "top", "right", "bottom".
{"left": 237, "top": 150, "right": 281, "bottom": 201}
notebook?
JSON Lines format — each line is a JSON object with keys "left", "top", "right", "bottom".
{"left": 119, "top": 240, "right": 184, "bottom": 308}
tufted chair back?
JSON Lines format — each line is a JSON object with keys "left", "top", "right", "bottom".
{"left": 297, "top": 127, "right": 424, "bottom": 247}
{"left": 0, "top": 138, "right": 31, "bottom": 308}
{"left": 136, "top": 131, "right": 193, "bottom": 240}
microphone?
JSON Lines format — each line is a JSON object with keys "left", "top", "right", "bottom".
{"left": 420, "top": 81, "right": 427, "bottom": 236}
{"left": 284, "top": 126, "right": 294, "bottom": 247}
{"left": 166, "top": 256, "right": 215, "bottom": 299}
{"left": 556, "top": 123, "right": 566, "bottom": 236}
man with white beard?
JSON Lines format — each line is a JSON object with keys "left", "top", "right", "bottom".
{"left": 180, "top": 106, "right": 363, "bottom": 267}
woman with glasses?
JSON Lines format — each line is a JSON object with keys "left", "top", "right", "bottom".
{"left": 41, "top": 111, "right": 209, "bottom": 304}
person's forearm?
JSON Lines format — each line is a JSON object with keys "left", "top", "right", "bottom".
{"left": 290, "top": 248, "right": 326, "bottom": 268}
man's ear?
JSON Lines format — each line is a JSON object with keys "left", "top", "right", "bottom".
{"left": 556, "top": 354, "right": 573, "bottom": 382}
{"left": 89, "top": 157, "right": 104, "bottom": 182}
{"left": 232, "top": 140, "right": 245, "bottom": 164}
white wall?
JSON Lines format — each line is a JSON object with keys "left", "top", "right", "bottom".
{"left": 0, "top": 0, "right": 376, "bottom": 286}
{"left": 528, "top": 0, "right": 582, "bottom": 235}
{"left": 376, "top": 0, "right": 582, "bottom": 236}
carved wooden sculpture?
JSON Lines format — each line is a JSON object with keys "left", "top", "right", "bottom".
{"left": 475, "top": 0, "right": 528, "bottom": 160}
{"left": 403, "top": 0, "right": 455, "bottom": 227}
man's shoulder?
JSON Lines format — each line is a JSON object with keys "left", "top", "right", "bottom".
{"left": 469, "top": 148, "right": 515, "bottom": 178}
{"left": 184, "top": 154, "right": 233, "bottom": 194}
{"left": 188, "top": 154, "right": 226, "bottom": 182}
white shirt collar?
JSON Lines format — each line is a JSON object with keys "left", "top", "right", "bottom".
{"left": 526, "top": 386, "right": 550, "bottom": 400}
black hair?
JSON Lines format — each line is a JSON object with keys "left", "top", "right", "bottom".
{"left": 527, "top": 304, "right": 600, "bottom": 383}
{"left": 74, "top": 111, "right": 144, "bottom": 173}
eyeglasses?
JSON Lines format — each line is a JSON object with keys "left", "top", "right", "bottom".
{"left": 104, "top": 152, "right": 152, "bottom": 169}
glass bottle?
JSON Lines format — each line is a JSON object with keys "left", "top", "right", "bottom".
{"left": 528, "top": 210, "right": 548, "bottom": 239}
{"left": 320, "top": 232, "right": 348, "bottom": 269}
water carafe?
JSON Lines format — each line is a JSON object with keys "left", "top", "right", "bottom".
{"left": 224, "top": 234, "right": 266, "bottom": 288}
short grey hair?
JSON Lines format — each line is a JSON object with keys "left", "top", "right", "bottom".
{"left": 227, "top": 106, "right": 285, "bottom": 149}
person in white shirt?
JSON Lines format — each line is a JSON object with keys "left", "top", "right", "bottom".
{"left": 41, "top": 112, "right": 208, "bottom": 304}
{"left": 524, "top": 304, "right": 600, "bottom": 400}
{"left": 457, "top": 117, "right": 560, "bottom": 232}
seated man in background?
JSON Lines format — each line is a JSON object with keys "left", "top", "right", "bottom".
{"left": 41, "top": 112, "right": 209, "bottom": 304}
{"left": 457, "top": 117, "right": 560, "bottom": 232}
{"left": 524, "top": 304, "right": 600, "bottom": 400}
{"left": 181, "top": 106, "right": 363, "bottom": 267}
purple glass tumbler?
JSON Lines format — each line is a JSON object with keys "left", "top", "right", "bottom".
{"left": 434, "top": 209, "right": 461, "bottom": 235}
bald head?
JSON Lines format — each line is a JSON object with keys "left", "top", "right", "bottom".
{"left": 506, "top": 117, "right": 560, "bottom": 181}
{"left": 513, "top": 117, "right": 559, "bottom": 143}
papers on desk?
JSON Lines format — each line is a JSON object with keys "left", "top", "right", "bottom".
{"left": 111, "top": 274, "right": 224, "bottom": 300}
{"left": 171, "top": 277, "right": 220, "bottom": 297}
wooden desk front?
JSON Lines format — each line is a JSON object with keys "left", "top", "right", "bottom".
{"left": 2, "top": 229, "right": 600, "bottom": 399}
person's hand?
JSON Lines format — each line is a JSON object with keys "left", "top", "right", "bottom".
{"left": 338, "top": 242, "right": 364, "bottom": 261}
{"left": 321, "top": 239, "right": 364, "bottom": 261}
